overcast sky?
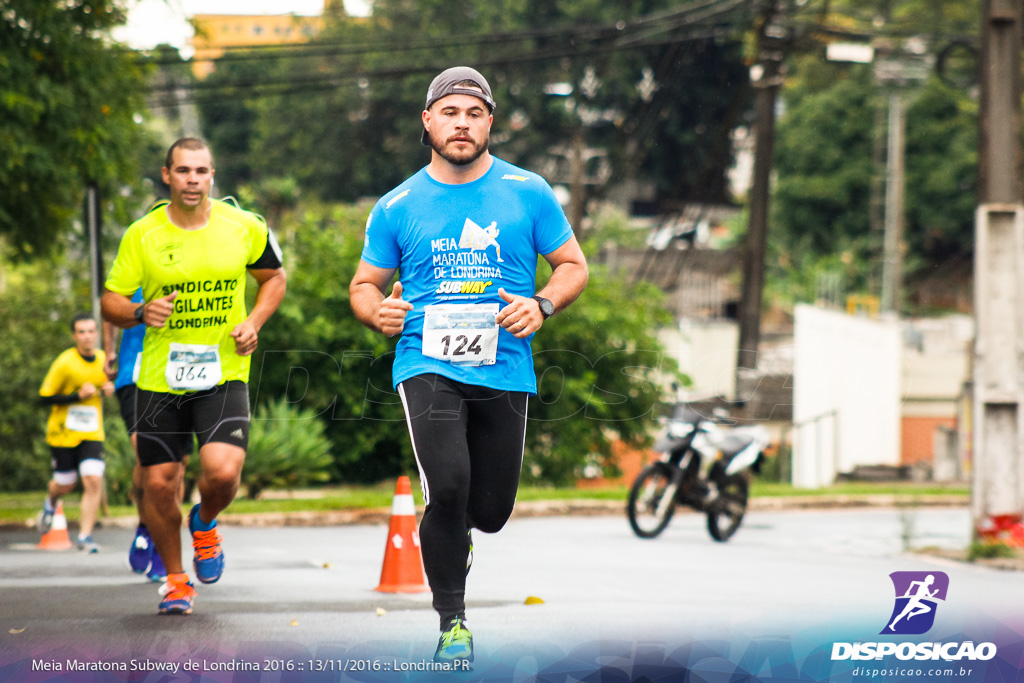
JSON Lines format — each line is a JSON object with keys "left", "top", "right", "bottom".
{"left": 111, "top": 0, "right": 370, "bottom": 54}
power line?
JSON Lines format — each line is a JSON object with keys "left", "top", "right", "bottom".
{"left": 144, "top": 0, "right": 751, "bottom": 101}
{"left": 144, "top": 21, "right": 749, "bottom": 110}
{"left": 140, "top": 0, "right": 746, "bottom": 69}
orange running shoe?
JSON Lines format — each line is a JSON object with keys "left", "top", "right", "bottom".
{"left": 158, "top": 573, "right": 196, "bottom": 615}
{"left": 189, "top": 504, "right": 224, "bottom": 584}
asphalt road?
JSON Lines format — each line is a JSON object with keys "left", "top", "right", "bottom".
{"left": 1, "top": 506, "right": 1022, "bottom": 682}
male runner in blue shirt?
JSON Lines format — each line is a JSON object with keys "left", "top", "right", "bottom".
{"left": 350, "top": 66, "right": 588, "bottom": 664}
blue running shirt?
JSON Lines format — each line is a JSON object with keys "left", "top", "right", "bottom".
{"left": 114, "top": 289, "right": 145, "bottom": 390}
{"left": 361, "top": 157, "right": 573, "bottom": 393}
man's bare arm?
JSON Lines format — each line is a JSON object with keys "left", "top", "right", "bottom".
{"left": 349, "top": 261, "right": 411, "bottom": 336}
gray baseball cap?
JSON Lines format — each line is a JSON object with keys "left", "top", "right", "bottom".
{"left": 421, "top": 66, "right": 495, "bottom": 146}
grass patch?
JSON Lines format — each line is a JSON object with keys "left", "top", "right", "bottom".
{"left": 0, "top": 480, "right": 967, "bottom": 525}
{"left": 518, "top": 486, "right": 629, "bottom": 502}
{"left": 750, "top": 481, "right": 969, "bottom": 498}
{"left": 967, "top": 541, "right": 1020, "bottom": 561}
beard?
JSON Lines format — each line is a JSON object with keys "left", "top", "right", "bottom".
{"left": 429, "top": 129, "right": 489, "bottom": 166}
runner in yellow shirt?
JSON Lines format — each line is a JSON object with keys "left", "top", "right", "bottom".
{"left": 102, "top": 137, "right": 286, "bottom": 615}
{"left": 38, "top": 313, "right": 114, "bottom": 553}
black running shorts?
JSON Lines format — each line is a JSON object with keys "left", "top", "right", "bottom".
{"left": 50, "top": 441, "right": 104, "bottom": 473}
{"left": 115, "top": 384, "right": 138, "bottom": 435}
{"left": 134, "top": 380, "right": 250, "bottom": 466}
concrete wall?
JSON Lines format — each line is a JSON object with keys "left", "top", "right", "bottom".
{"left": 657, "top": 319, "right": 738, "bottom": 399}
{"left": 792, "top": 305, "right": 902, "bottom": 488}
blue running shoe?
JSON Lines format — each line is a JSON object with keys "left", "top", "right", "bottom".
{"left": 188, "top": 504, "right": 224, "bottom": 584}
{"left": 158, "top": 574, "right": 196, "bottom": 615}
{"left": 77, "top": 535, "right": 100, "bottom": 553}
{"left": 147, "top": 548, "right": 167, "bottom": 583}
{"left": 37, "top": 500, "right": 55, "bottom": 534}
{"left": 128, "top": 526, "right": 153, "bottom": 574}
{"left": 433, "top": 617, "right": 473, "bottom": 663}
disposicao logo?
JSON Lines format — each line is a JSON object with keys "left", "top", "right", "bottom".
{"left": 830, "top": 570, "right": 997, "bottom": 663}
{"left": 882, "top": 571, "right": 948, "bottom": 635}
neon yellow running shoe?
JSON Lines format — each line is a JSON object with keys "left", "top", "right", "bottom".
{"left": 433, "top": 617, "right": 473, "bottom": 663}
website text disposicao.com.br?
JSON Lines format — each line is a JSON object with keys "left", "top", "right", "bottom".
{"left": 850, "top": 665, "right": 978, "bottom": 678}
{"left": 836, "top": 640, "right": 996, "bottom": 679}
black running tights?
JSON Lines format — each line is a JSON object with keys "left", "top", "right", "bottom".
{"left": 397, "top": 373, "right": 528, "bottom": 627}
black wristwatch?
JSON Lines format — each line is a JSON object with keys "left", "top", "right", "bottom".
{"left": 532, "top": 295, "right": 554, "bottom": 319}
{"left": 133, "top": 304, "right": 145, "bottom": 325}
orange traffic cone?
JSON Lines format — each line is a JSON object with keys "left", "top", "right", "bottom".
{"left": 37, "top": 501, "right": 72, "bottom": 550}
{"left": 375, "top": 476, "right": 429, "bottom": 593}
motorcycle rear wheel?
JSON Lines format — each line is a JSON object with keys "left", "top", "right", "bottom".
{"left": 627, "top": 464, "right": 677, "bottom": 539}
{"left": 706, "top": 473, "right": 748, "bottom": 542}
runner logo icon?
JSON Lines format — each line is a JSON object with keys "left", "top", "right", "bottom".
{"left": 881, "top": 571, "right": 949, "bottom": 635}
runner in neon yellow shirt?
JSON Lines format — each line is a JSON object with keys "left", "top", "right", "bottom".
{"left": 37, "top": 313, "right": 114, "bottom": 553}
{"left": 102, "top": 138, "right": 286, "bottom": 615}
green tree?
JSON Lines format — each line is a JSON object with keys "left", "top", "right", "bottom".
{"left": 770, "top": 51, "right": 977, "bottom": 306}
{"left": 526, "top": 269, "right": 678, "bottom": 485}
{"left": 249, "top": 203, "right": 406, "bottom": 484}
{"left": 0, "top": 0, "right": 152, "bottom": 258}
{"left": 773, "top": 58, "right": 876, "bottom": 257}
{"left": 903, "top": 81, "right": 977, "bottom": 262}
{"left": 196, "top": 0, "right": 751, "bottom": 210}
{"left": 0, "top": 259, "right": 90, "bottom": 491}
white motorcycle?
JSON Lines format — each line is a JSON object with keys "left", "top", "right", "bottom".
{"left": 627, "top": 403, "right": 769, "bottom": 541}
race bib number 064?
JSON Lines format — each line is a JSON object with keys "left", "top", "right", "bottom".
{"left": 166, "top": 343, "right": 222, "bottom": 391}
{"left": 422, "top": 303, "right": 499, "bottom": 366}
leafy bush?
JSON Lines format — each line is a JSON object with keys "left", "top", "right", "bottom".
{"left": 98, "top": 414, "right": 135, "bottom": 506}
{"left": 250, "top": 204, "right": 408, "bottom": 484}
{"left": 968, "top": 541, "right": 1020, "bottom": 561}
{"left": 526, "top": 266, "right": 679, "bottom": 485}
{"left": 243, "top": 397, "right": 333, "bottom": 499}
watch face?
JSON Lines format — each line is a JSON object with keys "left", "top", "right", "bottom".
{"left": 536, "top": 297, "right": 554, "bottom": 317}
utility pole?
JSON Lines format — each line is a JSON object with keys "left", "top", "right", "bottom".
{"left": 829, "top": 42, "right": 926, "bottom": 311}
{"left": 873, "top": 51, "right": 929, "bottom": 313}
{"left": 85, "top": 182, "right": 103, "bottom": 349}
{"left": 880, "top": 90, "right": 905, "bottom": 314}
{"left": 736, "top": 1, "right": 785, "bottom": 400}
{"left": 972, "top": 0, "right": 1024, "bottom": 543}
{"left": 568, "top": 128, "right": 586, "bottom": 233}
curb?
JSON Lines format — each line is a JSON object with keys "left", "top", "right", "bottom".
{"left": 2, "top": 495, "right": 970, "bottom": 532}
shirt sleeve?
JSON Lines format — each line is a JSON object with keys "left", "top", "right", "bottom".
{"left": 246, "top": 215, "right": 284, "bottom": 269}
{"left": 532, "top": 180, "right": 574, "bottom": 256}
{"left": 105, "top": 226, "right": 144, "bottom": 296}
{"left": 40, "top": 393, "right": 79, "bottom": 406}
{"left": 39, "top": 353, "right": 68, "bottom": 398}
{"left": 360, "top": 202, "right": 401, "bottom": 269}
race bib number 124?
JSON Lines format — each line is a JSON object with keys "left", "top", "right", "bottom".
{"left": 422, "top": 303, "right": 499, "bottom": 366}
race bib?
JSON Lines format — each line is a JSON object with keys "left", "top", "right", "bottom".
{"left": 166, "top": 343, "right": 222, "bottom": 391}
{"left": 65, "top": 405, "right": 99, "bottom": 433}
{"left": 422, "top": 304, "right": 499, "bottom": 366}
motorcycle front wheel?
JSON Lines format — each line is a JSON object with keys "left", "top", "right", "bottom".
{"left": 627, "top": 464, "right": 677, "bottom": 539}
{"left": 706, "top": 473, "right": 749, "bottom": 542}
